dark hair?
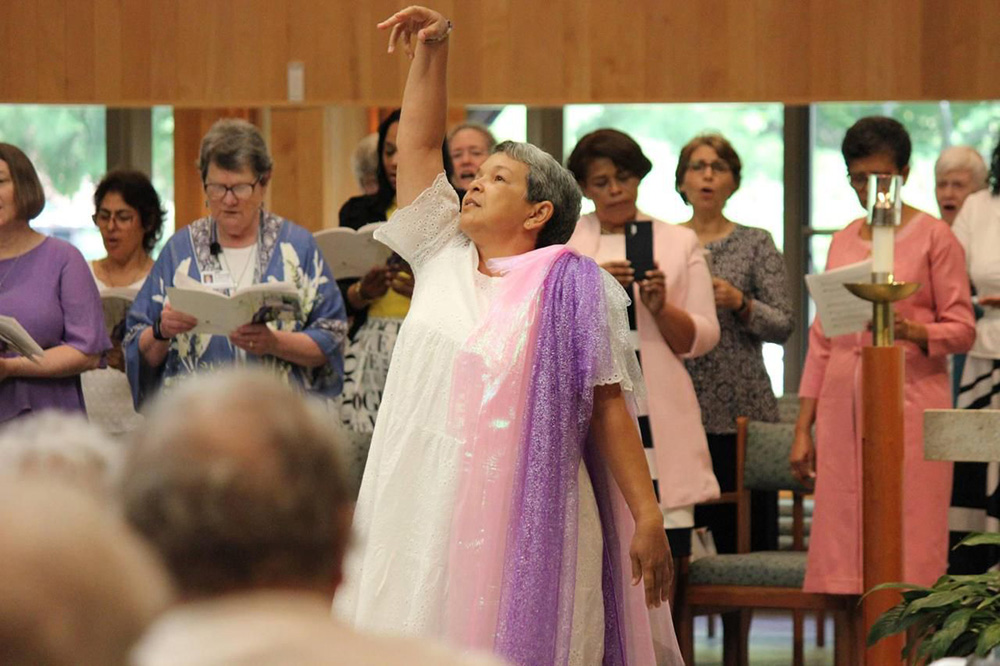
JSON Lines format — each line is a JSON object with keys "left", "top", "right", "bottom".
{"left": 94, "top": 170, "right": 166, "bottom": 254}
{"left": 0, "top": 143, "right": 45, "bottom": 222}
{"left": 371, "top": 109, "right": 457, "bottom": 217}
{"left": 566, "top": 129, "right": 653, "bottom": 185}
{"left": 841, "top": 116, "right": 912, "bottom": 171}
{"left": 674, "top": 133, "right": 743, "bottom": 204}
{"left": 991, "top": 132, "right": 1000, "bottom": 196}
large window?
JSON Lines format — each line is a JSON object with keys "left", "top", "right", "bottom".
{"left": 563, "top": 103, "right": 787, "bottom": 394}
{"left": 0, "top": 105, "right": 107, "bottom": 259}
{"left": 809, "top": 101, "right": 1000, "bottom": 274}
{"left": 467, "top": 105, "right": 528, "bottom": 143}
{"left": 151, "top": 106, "right": 176, "bottom": 251}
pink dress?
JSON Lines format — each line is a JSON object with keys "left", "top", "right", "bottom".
{"left": 569, "top": 213, "right": 721, "bottom": 509}
{"left": 799, "top": 214, "right": 975, "bottom": 594}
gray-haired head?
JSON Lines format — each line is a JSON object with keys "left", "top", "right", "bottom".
{"left": 448, "top": 122, "right": 498, "bottom": 151}
{"left": 351, "top": 133, "right": 380, "bottom": 194}
{"left": 935, "top": 145, "right": 988, "bottom": 185}
{"left": 198, "top": 118, "right": 274, "bottom": 183}
{"left": 0, "top": 410, "right": 125, "bottom": 501}
{"left": 121, "top": 369, "right": 350, "bottom": 599}
{"left": 0, "top": 477, "right": 172, "bottom": 666}
{"left": 493, "top": 140, "right": 582, "bottom": 248}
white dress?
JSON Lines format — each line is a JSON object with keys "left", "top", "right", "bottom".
{"left": 81, "top": 267, "right": 145, "bottom": 435}
{"left": 334, "top": 175, "right": 641, "bottom": 664}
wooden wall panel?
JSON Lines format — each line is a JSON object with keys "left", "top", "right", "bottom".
{"left": 5, "top": 0, "right": 1000, "bottom": 106}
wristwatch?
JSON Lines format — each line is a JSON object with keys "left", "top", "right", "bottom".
{"left": 151, "top": 316, "right": 169, "bottom": 341}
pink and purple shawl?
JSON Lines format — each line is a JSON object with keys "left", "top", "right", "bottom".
{"left": 444, "top": 245, "right": 662, "bottom": 665}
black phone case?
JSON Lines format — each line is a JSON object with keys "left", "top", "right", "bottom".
{"left": 625, "top": 221, "right": 655, "bottom": 281}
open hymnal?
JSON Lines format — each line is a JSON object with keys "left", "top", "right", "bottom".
{"left": 314, "top": 223, "right": 394, "bottom": 280}
{"left": 100, "top": 287, "right": 140, "bottom": 337}
{"left": 804, "top": 259, "right": 873, "bottom": 337}
{"left": 166, "top": 274, "right": 300, "bottom": 337}
{"left": 0, "top": 315, "right": 44, "bottom": 360}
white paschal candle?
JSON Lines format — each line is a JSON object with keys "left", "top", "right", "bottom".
{"left": 872, "top": 224, "right": 894, "bottom": 276}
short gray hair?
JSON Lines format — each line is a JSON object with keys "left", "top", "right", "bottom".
{"left": 0, "top": 411, "right": 125, "bottom": 500}
{"left": 0, "top": 478, "right": 172, "bottom": 666}
{"left": 448, "top": 122, "right": 497, "bottom": 151}
{"left": 935, "top": 145, "right": 988, "bottom": 186}
{"left": 198, "top": 118, "right": 274, "bottom": 182}
{"left": 494, "top": 140, "right": 582, "bottom": 247}
{"left": 350, "top": 133, "right": 380, "bottom": 186}
{"left": 121, "top": 370, "right": 350, "bottom": 598}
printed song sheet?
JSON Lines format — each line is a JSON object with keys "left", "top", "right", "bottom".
{"left": 804, "top": 259, "right": 872, "bottom": 337}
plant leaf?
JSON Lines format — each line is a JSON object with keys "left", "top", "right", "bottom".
{"left": 868, "top": 603, "right": 907, "bottom": 646}
{"left": 903, "top": 590, "right": 967, "bottom": 616}
{"left": 956, "top": 532, "right": 1000, "bottom": 549}
{"left": 976, "top": 622, "right": 1000, "bottom": 657}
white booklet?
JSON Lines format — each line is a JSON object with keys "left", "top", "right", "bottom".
{"left": 166, "top": 274, "right": 300, "bottom": 337}
{"left": 314, "top": 223, "right": 394, "bottom": 279}
{"left": 101, "top": 287, "right": 140, "bottom": 337}
{"left": 0, "top": 315, "right": 44, "bottom": 360}
{"left": 804, "top": 259, "right": 873, "bottom": 337}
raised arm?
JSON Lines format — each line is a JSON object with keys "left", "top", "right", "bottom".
{"left": 378, "top": 7, "right": 451, "bottom": 207}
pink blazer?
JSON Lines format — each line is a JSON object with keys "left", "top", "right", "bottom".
{"left": 569, "top": 213, "right": 721, "bottom": 508}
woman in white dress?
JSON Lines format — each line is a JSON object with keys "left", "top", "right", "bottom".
{"left": 335, "top": 7, "right": 681, "bottom": 666}
{"left": 83, "top": 170, "right": 165, "bottom": 434}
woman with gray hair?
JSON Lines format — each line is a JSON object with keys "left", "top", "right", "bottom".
{"left": 124, "top": 119, "right": 348, "bottom": 406}
{"left": 936, "top": 145, "right": 988, "bottom": 225}
{"left": 336, "top": 7, "right": 680, "bottom": 666}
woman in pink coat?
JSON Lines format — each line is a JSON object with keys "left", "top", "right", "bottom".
{"left": 790, "top": 117, "right": 975, "bottom": 594}
{"left": 567, "top": 129, "right": 721, "bottom": 569}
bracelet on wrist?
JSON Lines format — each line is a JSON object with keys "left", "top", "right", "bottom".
{"left": 736, "top": 293, "right": 751, "bottom": 315}
{"left": 352, "top": 282, "right": 374, "bottom": 306}
{"left": 151, "top": 317, "right": 169, "bottom": 341}
{"left": 422, "top": 19, "right": 453, "bottom": 43}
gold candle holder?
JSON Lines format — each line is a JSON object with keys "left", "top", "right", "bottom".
{"left": 844, "top": 282, "right": 921, "bottom": 347}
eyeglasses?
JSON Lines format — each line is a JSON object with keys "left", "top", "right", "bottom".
{"left": 92, "top": 210, "right": 137, "bottom": 227}
{"left": 847, "top": 171, "right": 897, "bottom": 190}
{"left": 204, "top": 178, "right": 260, "bottom": 202}
{"left": 688, "top": 160, "right": 731, "bottom": 174}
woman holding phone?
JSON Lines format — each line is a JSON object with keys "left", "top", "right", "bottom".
{"left": 567, "top": 128, "right": 721, "bottom": 570}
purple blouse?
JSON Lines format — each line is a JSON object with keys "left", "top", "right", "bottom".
{"left": 0, "top": 237, "right": 110, "bottom": 423}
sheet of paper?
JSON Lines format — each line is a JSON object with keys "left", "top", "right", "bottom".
{"left": 167, "top": 282, "right": 301, "bottom": 337}
{"left": 0, "top": 315, "right": 44, "bottom": 359}
{"left": 314, "top": 222, "right": 393, "bottom": 279}
{"left": 100, "top": 287, "right": 140, "bottom": 337}
{"left": 804, "top": 259, "right": 873, "bottom": 337}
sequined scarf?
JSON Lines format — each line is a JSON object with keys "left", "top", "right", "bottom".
{"left": 444, "top": 245, "right": 657, "bottom": 665}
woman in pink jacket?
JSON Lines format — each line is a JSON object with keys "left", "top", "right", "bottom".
{"left": 567, "top": 129, "right": 721, "bottom": 568}
{"left": 790, "top": 117, "right": 975, "bottom": 594}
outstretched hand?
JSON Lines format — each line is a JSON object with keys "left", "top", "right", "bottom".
{"left": 377, "top": 6, "right": 451, "bottom": 59}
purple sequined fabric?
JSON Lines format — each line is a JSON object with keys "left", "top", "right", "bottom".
{"left": 494, "top": 252, "right": 628, "bottom": 666}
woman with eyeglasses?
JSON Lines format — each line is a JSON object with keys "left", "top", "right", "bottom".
{"left": 0, "top": 143, "right": 109, "bottom": 424}
{"left": 81, "top": 170, "right": 165, "bottom": 433}
{"left": 124, "top": 119, "right": 348, "bottom": 407}
{"left": 566, "top": 129, "right": 721, "bottom": 579}
{"left": 790, "top": 116, "right": 975, "bottom": 594}
{"left": 678, "top": 133, "right": 794, "bottom": 556}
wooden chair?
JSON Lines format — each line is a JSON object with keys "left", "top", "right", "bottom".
{"left": 675, "top": 417, "right": 862, "bottom": 666}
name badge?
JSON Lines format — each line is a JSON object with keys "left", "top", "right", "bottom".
{"left": 201, "top": 270, "right": 234, "bottom": 292}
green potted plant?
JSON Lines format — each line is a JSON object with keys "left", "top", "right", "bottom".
{"left": 867, "top": 533, "right": 1000, "bottom": 663}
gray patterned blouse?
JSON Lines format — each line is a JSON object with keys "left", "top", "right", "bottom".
{"left": 684, "top": 224, "right": 793, "bottom": 434}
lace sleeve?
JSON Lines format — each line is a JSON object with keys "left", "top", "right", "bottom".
{"left": 594, "top": 270, "right": 648, "bottom": 410}
{"left": 374, "top": 173, "right": 461, "bottom": 269}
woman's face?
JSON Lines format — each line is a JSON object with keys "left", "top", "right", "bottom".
{"left": 382, "top": 122, "right": 399, "bottom": 191}
{"left": 936, "top": 169, "right": 978, "bottom": 225}
{"left": 0, "top": 160, "right": 20, "bottom": 229}
{"left": 845, "top": 152, "right": 909, "bottom": 211}
{"left": 678, "top": 144, "right": 737, "bottom": 214}
{"left": 204, "top": 163, "right": 267, "bottom": 241}
{"left": 581, "top": 157, "right": 640, "bottom": 228}
{"left": 95, "top": 191, "right": 147, "bottom": 264}
{"left": 459, "top": 152, "right": 540, "bottom": 246}
{"left": 449, "top": 128, "right": 492, "bottom": 190}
